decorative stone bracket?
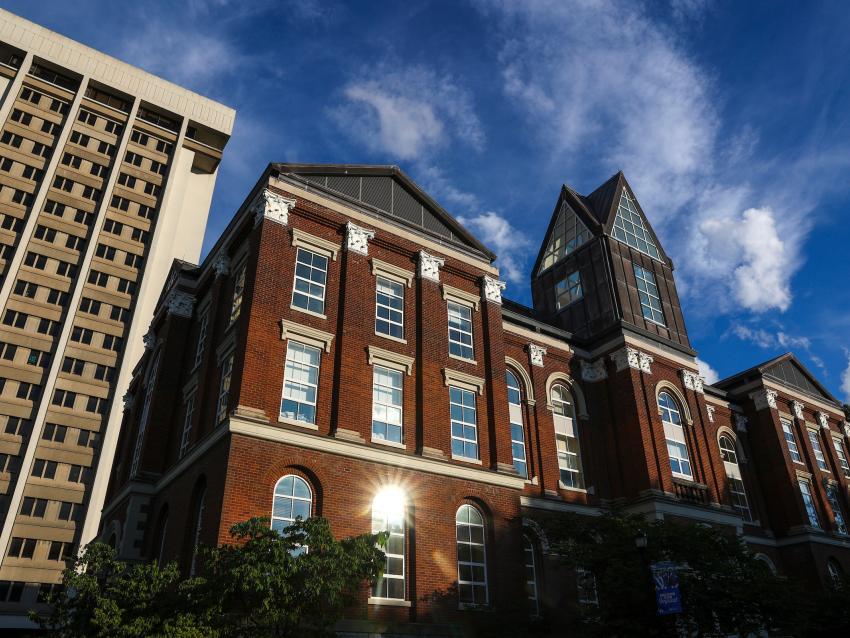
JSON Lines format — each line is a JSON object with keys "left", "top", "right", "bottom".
{"left": 734, "top": 413, "right": 749, "bottom": 432}
{"left": 527, "top": 343, "right": 546, "bottom": 368}
{"left": 482, "top": 276, "right": 506, "bottom": 305}
{"left": 345, "top": 221, "right": 375, "bottom": 256}
{"left": 816, "top": 411, "right": 829, "bottom": 430}
{"left": 750, "top": 389, "right": 777, "bottom": 411}
{"left": 418, "top": 251, "right": 444, "bottom": 283}
{"left": 581, "top": 359, "right": 607, "bottom": 383}
{"left": 164, "top": 289, "right": 194, "bottom": 318}
{"left": 680, "top": 369, "right": 704, "bottom": 394}
{"left": 251, "top": 188, "right": 295, "bottom": 227}
{"left": 610, "top": 346, "right": 653, "bottom": 374}
{"left": 791, "top": 400, "right": 805, "bottom": 420}
{"left": 212, "top": 253, "right": 230, "bottom": 276}
{"left": 706, "top": 405, "right": 716, "bottom": 423}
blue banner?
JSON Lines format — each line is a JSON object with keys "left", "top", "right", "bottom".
{"left": 651, "top": 561, "right": 682, "bottom": 615}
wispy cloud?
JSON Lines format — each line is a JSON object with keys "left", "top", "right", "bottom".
{"left": 841, "top": 351, "right": 850, "bottom": 404}
{"left": 729, "top": 322, "right": 829, "bottom": 376}
{"left": 696, "top": 357, "right": 720, "bottom": 384}
{"left": 457, "top": 211, "right": 532, "bottom": 285}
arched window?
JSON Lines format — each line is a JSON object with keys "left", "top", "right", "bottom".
{"left": 524, "top": 535, "right": 540, "bottom": 615}
{"left": 189, "top": 487, "right": 205, "bottom": 577}
{"left": 719, "top": 434, "right": 752, "bottom": 521}
{"left": 456, "top": 504, "right": 488, "bottom": 606}
{"left": 754, "top": 553, "right": 777, "bottom": 575}
{"left": 507, "top": 370, "right": 528, "bottom": 478}
{"left": 272, "top": 475, "right": 312, "bottom": 532}
{"left": 551, "top": 384, "right": 583, "bottom": 489}
{"left": 371, "top": 488, "right": 406, "bottom": 601}
{"left": 659, "top": 392, "right": 692, "bottom": 479}
{"left": 827, "top": 558, "right": 844, "bottom": 587}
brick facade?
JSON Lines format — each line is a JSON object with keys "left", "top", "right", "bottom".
{"left": 100, "top": 164, "right": 850, "bottom": 633}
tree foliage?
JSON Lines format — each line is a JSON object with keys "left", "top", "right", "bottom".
{"left": 33, "top": 517, "right": 386, "bottom": 638}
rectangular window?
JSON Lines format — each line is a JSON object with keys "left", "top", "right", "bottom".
{"left": 633, "top": 264, "right": 665, "bottom": 326}
{"left": 450, "top": 386, "right": 478, "bottom": 460}
{"left": 229, "top": 263, "right": 246, "bottom": 325}
{"left": 179, "top": 392, "right": 196, "bottom": 459}
{"left": 447, "top": 301, "right": 474, "bottom": 360}
{"left": 291, "top": 248, "right": 327, "bottom": 315}
{"left": 194, "top": 311, "right": 209, "bottom": 367}
{"left": 781, "top": 419, "right": 802, "bottom": 463}
{"left": 375, "top": 276, "right": 404, "bottom": 340}
{"left": 555, "top": 270, "right": 583, "bottom": 309}
{"left": 371, "top": 366, "right": 403, "bottom": 444}
{"left": 833, "top": 439, "right": 850, "bottom": 479}
{"left": 798, "top": 479, "right": 820, "bottom": 528}
{"left": 827, "top": 486, "right": 848, "bottom": 535}
{"left": 371, "top": 500, "right": 405, "bottom": 600}
{"left": 808, "top": 430, "right": 829, "bottom": 472}
{"left": 280, "top": 342, "right": 320, "bottom": 424}
{"left": 215, "top": 354, "right": 234, "bottom": 424}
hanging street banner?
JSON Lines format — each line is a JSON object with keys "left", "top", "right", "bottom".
{"left": 651, "top": 561, "right": 682, "bottom": 615}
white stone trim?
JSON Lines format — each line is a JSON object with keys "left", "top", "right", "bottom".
{"left": 527, "top": 343, "right": 547, "bottom": 368}
{"left": 791, "top": 400, "right": 805, "bottom": 420}
{"left": 251, "top": 188, "right": 295, "bottom": 227}
{"left": 418, "top": 251, "right": 444, "bottom": 282}
{"left": 679, "top": 369, "right": 704, "bottom": 394}
{"left": 750, "top": 389, "right": 778, "bottom": 411}
{"left": 610, "top": 346, "right": 641, "bottom": 372}
{"left": 482, "top": 276, "right": 506, "bottom": 305}
{"left": 581, "top": 359, "right": 607, "bottom": 382}
{"left": 441, "top": 284, "right": 480, "bottom": 311}
{"left": 501, "top": 321, "right": 572, "bottom": 355}
{"left": 279, "top": 319, "right": 334, "bottom": 352}
{"left": 345, "top": 221, "right": 375, "bottom": 256}
{"left": 371, "top": 258, "right": 414, "bottom": 287}
{"left": 368, "top": 597, "right": 411, "bottom": 607}
{"left": 164, "top": 289, "right": 194, "bottom": 318}
{"left": 367, "top": 345, "right": 415, "bottom": 375}
{"left": 229, "top": 417, "right": 526, "bottom": 489}
{"left": 291, "top": 228, "right": 340, "bottom": 261}
{"left": 505, "top": 357, "right": 535, "bottom": 404}
{"left": 706, "top": 405, "right": 716, "bottom": 423}
{"left": 655, "top": 380, "right": 693, "bottom": 426}
{"left": 443, "top": 368, "right": 486, "bottom": 395}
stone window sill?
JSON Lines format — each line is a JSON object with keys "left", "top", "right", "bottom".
{"left": 289, "top": 303, "right": 327, "bottom": 320}
{"left": 452, "top": 455, "right": 483, "bottom": 465}
{"left": 372, "top": 437, "right": 406, "bottom": 450}
{"left": 368, "top": 597, "right": 411, "bottom": 607}
{"left": 278, "top": 416, "right": 318, "bottom": 430}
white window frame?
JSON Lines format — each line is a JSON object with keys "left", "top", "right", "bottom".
{"left": 371, "top": 365, "right": 403, "bottom": 446}
{"left": 194, "top": 309, "right": 209, "bottom": 368}
{"left": 833, "top": 438, "right": 850, "bottom": 479}
{"left": 782, "top": 418, "right": 803, "bottom": 463}
{"left": 375, "top": 275, "right": 405, "bottom": 341}
{"left": 280, "top": 340, "right": 321, "bottom": 427}
{"left": 271, "top": 474, "right": 312, "bottom": 555}
{"left": 456, "top": 504, "right": 488, "bottom": 607}
{"left": 552, "top": 384, "right": 584, "bottom": 489}
{"left": 371, "top": 495, "right": 406, "bottom": 602}
{"left": 450, "top": 386, "right": 479, "bottom": 461}
{"left": 826, "top": 485, "right": 848, "bottom": 535}
{"left": 798, "top": 479, "right": 820, "bottom": 528}
{"left": 229, "top": 262, "right": 247, "bottom": 326}
{"left": 719, "top": 434, "right": 752, "bottom": 522}
{"left": 808, "top": 430, "right": 829, "bottom": 472}
{"left": 555, "top": 270, "right": 583, "bottom": 309}
{"left": 507, "top": 370, "right": 528, "bottom": 479}
{"left": 633, "top": 264, "right": 665, "bottom": 326}
{"left": 524, "top": 535, "right": 540, "bottom": 616}
{"left": 291, "top": 246, "right": 329, "bottom": 317}
{"left": 215, "top": 353, "right": 234, "bottom": 424}
{"left": 447, "top": 300, "right": 474, "bottom": 362}
{"left": 179, "top": 391, "right": 196, "bottom": 459}
{"left": 659, "top": 391, "right": 692, "bottom": 479}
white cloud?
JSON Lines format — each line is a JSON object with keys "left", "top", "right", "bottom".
{"left": 457, "top": 211, "right": 532, "bottom": 285}
{"left": 331, "top": 65, "right": 484, "bottom": 160}
{"left": 841, "top": 351, "right": 850, "bottom": 403}
{"left": 696, "top": 357, "right": 720, "bottom": 384}
{"left": 476, "top": 0, "right": 813, "bottom": 314}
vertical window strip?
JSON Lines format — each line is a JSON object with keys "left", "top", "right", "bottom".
{"left": 633, "top": 264, "right": 665, "bottom": 326}
{"left": 130, "top": 351, "right": 161, "bottom": 477}
{"left": 827, "top": 486, "right": 848, "bottom": 535}
{"left": 798, "top": 479, "right": 820, "bottom": 528}
{"left": 719, "top": 435, "right": 752, "bottom": 522}
{"left": 506, "top": 371, "right": 528, "bottom": 478}
{"left": 194, "top": 311, "right": 208, "bottom": 367}
{"left": 450, "top": 386, "right": 479, "bottom": 460}
{"left": 782, "top": 419, "right": 802, "bottom": 463}
{"left": 456, "top": 505, "right": 488, "bottom": 606}
{"left": 659, "top": 392, "right": 692, "bottom": 479}
{"left": 833, "top": 439, "right": 850, "bottom": 479}
{"left": 271, "top": 475, "right": 312, "bottom": 555}
{"left": 280, "top": 341, "right": 321, "bottom": 424}
{"left": 372, "top": 498, "right": 405, "bottom": 600}
{"left": 524, "top": 536, "right": 539, "bottom": 615}
{"left": 375, "top": 276, "right": 404, "bottom": 339}
{"left": 229, "top": 263, "right": 246, "bottom": 325}
{"left": 447, "top": 301, "right": 474, "bottom": 360}
{"left": 555, "top": 270, "right": 583, "bottom": 309}
{"left": 215, "top": 354, "right": 234, "bottom": 424}
{"left": 552, "top": 384, "right": 583, "bottom": 489}
{"left": 291, "top": 248, "right": 328, "bottom": 315}
{"left": 808, "top": 431, "right": 829, "bottom": 471}
{"left": 189, "top": 489, "right": 205, "bottom": 577}
{"left": 178, "top": 392, "right": 196, "bottom": 459}
{"left": 371, "top": 366, "right": 403, "bottom": 443}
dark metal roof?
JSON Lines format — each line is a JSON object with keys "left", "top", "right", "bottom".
{"left": 271, "top": 163, "right": 495, "bottom": 262}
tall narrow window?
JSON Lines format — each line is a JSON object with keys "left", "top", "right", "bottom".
{"left": 555, "top": 270, "right": 583, "bottom": 309}
{"left": 551, "top": 384, "right": 583, "bottom": 489}
{"left": 291, "top": 248, "right": 327, "bottom": 315}
{"left": 179, "top": 392, "right": 196, "bottom": 459}
{"left": 450, "top": 386, "right": 478, "bottom": 460}
{"left": 215, "top": 354, "right": 234, "bottom": 424}
{"left": 781, "top": 418, "right": 802, "bottom": 463}
{"left": 808, "top": 431, "right": 829, "bottom": 471}
{"left": 281, "top": 341, "right": 321, "bottom": 424}
{"left": 447, "top": 301, "right": 474, "bottom": 360}
{"left": 827, "top": 486, "right": 848, "bottom": 535}
{"left": 371, "top": 490, "right": 405, "bottom": 601}
{"left": 524, "top": 536, "right": 539, "bottom": 615}
{"left": 372, "top": 366, "right": 403, "bottom": 443}
{"left": 271, "top": 475, "right": 312, "bottom": 554}
{"left": 189, "top": 488, "right": 205, "bottom": 577}
{"left": 194, "top": 311, "right": 209, "bottom": 367}
{"left": 131, "top": 351, "right": 161, "bottom": 477}
{"left": 659, "top": 392, "right": 692, "bottom": 479}
{"left": 719, "top": 434, "right": 752, "bottom": 521}
{"left": 229, "top": 263, "right": 246, "bottom": 325}
{"left": 456, "top": 504, "right": 487, "bottom": 606}
{"left": 375, "top": 276, "right": 404, "bottom": 339}
{"left": 833, "top": 439, "right": 850, "bottom": 479}
{"left": 506, "top": 370, "right": 528, "bottom": 478}
{"left": 798, "top": 479, "right": 820, "bottom": 528}
{"left": 633, "top": 264, "right": 665, "bottom": 326}
{"left": 612, "top": 190, "right": 661, "bottom": 259}
{"left": 827, "top": 558, "right": 844, "bottom": 586}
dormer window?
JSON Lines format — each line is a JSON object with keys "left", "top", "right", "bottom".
{"left": 612, "top": 191, "right": 660, "bottom": 260}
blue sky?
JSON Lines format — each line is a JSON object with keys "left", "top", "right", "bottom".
{"left": 9, "top": 0, "right": 850, "bottom": 402}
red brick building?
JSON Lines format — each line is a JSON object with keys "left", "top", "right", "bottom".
{"left": 100, "top": 164, "right": 850, "bottom": 632}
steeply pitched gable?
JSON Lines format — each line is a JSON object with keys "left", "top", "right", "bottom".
{"left": 532, "top": 186, "right": 601, "bottom": 277}
{"left": 762, "top": 354, "right": 840, "bottom": 405}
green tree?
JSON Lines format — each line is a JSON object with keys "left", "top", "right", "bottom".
{"left": 533, "top": 511, "right": 803, "bottom": 637}
{"left": 33, "top": 517, "right": 386, "bottom": 638}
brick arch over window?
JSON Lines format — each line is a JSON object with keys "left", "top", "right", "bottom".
{"left": 505, "top": 357, "right": 534, "bottom": 401}
{"left": 655, "top": 380, "right": 693, "bottom": 425}
{"left": 716, "top": 425, "right": 748, "bottom": 461}
{"left": 544, "top": 372, "right": 588, "bottom": 419}
{"left": 522, "top": 516, "right": 550, "bottom": 553}
{"left": 263, "top": 465, "right": 323, "bottom": 516}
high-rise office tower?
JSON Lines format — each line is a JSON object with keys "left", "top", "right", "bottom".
{"left": 0, "top": 9, "right": 234, "bottom": 620}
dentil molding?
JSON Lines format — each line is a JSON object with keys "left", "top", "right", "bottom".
{"left": 251, "top": 188, "right": 295, "bottom": 227}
